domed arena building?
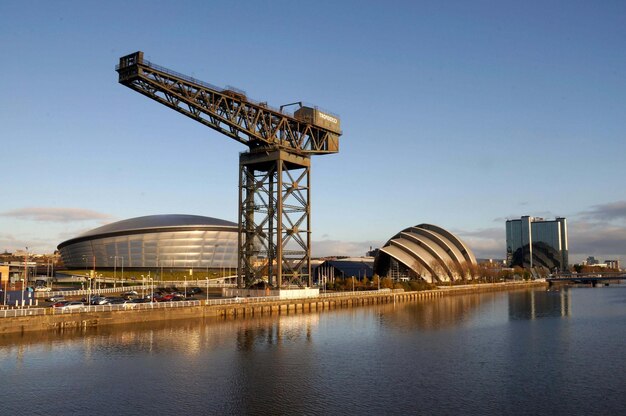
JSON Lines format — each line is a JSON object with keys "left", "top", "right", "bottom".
{"left": 58, "top": 214, "right": 238, "bottom": 270}
{"left": 374, "top": 224, "right": 477, "bottom": 283}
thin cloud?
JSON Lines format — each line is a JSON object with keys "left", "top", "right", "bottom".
{"left": 1, "top": 207, "right": 112, "bottom": 223}
{"left": 0, "top": 233, "right": 19, "bottom": 251}
{"left": 0, "top": 233, "right": 55, "bottom": 254}
{"left": 454, "top": 227, "right": 505, "bottom": 259}
{"left": 579, "top": 200, "right": 626, "bottom": 222}
{"left": 313, "top": 239, "right": 381, "bottom": 258}
{"left": 568, "top": 221, "right": 626, "bottom": 257}
{"left": 456, "top": 227, "right": 502, "bottom": 240}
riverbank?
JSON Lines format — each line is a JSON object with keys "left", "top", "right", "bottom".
{"left": 0, "top": 281, "right": 546, "bottom": 335}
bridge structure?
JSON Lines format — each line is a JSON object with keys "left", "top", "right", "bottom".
{"left": 547, "top": 272, "right": 624, "bottom": 287}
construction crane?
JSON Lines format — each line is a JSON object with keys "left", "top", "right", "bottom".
{"left": 116, "top": 51, "right": 341, "bottom": 289}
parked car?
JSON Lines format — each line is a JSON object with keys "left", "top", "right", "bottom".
{"left": 108, "top": 298, "right": 135, "bottom": 308}
{"left": 90, "top": 296, "right": 109, "bottom": 305}
{"left": 51, "top": 300, "right": 70, "bottom": 308}
{"left": 188, "top": 287, "right": 202, "bottom": 295}
{"left": 59, "top": 301, "right": 85, "bottom": 310}
{"left": 47, "top": 295, "right": 65, "bottom": 302}
{"left": 157, "top": 294, "right": 177, "bottom": 302}
{"left": 121, "top": 290, "right": 138, "bottom": 299}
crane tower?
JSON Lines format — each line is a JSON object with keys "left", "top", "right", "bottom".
{"left": 116, "top": 51, "right": 341, "bottom": 288}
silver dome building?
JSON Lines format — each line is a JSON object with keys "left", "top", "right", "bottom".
{"left": 58, "top": 214, "right": 238, "bottom": 270}
{"left": 374, "top": 224, "right": 477, "bottom": 283}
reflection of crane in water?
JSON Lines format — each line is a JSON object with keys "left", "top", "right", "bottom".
{"left": 236, "top": 314, "right": 318, "bottom": 351}
{"left": 116, "top": 52, "right": 341, "bottom": 289}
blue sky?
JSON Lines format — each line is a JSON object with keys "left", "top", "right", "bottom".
{"left": 1, "top": 0, "right": 625, "bottom": 264}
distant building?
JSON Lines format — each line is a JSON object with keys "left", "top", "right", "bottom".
{"left": 506, "top": 216, "right": 568, "bottom": 271}
{"left": 314, "top": 257, "right": 374, "bottom": 283}
{"left": 585, "top": 256, "right": 600, "bottom": 266}
{"left": 605, "top": 259, "right": 620, "bottom": 270}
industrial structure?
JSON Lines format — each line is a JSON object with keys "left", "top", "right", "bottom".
{"left": 506, "top": 216, "right": 568, "bottom": 271}
{"left": 374, "top": 224, "right": 477, "bottom": 283}
{"left": 315, "top": 258, "right": 375, "bottom": 283}
{"left": 57, "top": 214, "right": 238, "bottom": 272}
{"left": 116, "top": 52, "right": 341, "bottom": 288}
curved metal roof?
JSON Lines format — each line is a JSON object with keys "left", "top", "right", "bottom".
{"left": 78, "top": 214, "right": 236, "bottom": 237}
{"left": 375, "top": 223, "right": 477, "bottom": 283}
{"left": 58, "top": 214, "right": 237, "bottom": 249}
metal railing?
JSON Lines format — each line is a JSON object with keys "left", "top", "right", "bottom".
{"left": 0, "top": 308, "right": 46, "bottom": 318}
{"left": 35, "top": 281, "right": 236, "bottom": 298}
{"left": 318, "top": 289, "right": 398, "bottom": 299}
{"left": 4, "top": 289, "right": 407, "bottom": 319}
{"left": 35, "top": 285, "right": 148, "bottom": 298}
{"left": 52, "top": 300, "right": 202, "bottom": 315}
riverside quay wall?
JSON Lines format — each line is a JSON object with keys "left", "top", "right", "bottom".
{"left": 0, "top": 281, "right": 546, "bottom": 335}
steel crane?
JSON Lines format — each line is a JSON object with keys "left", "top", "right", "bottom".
{"left": 116, "top": 51, "right": 341, "bottom": 288}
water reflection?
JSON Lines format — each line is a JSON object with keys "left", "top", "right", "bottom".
{"left": 378, "top": 292, "right": 493, "bottom": 331}
{"left": 508, "top": 288, "right": 571, "bottom": 320}
{"left": 226, "top": 314, "right": 321, "bottom": 415}
{"left": 235, "top": 314, "right": 318, "bottom": 351}
{"left": 1, "top": 288, "right": 625, "bottom": 415}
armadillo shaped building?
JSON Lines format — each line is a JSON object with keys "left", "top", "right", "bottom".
{"left": 374, "top": 224, "right": 477, "bottom": 283}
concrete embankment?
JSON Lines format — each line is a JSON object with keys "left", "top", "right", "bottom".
{"left": 0, "top": 281, "right": 545, "bottom": 335}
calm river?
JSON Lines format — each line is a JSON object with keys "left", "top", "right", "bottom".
{"left": 1, "top": 285, "right": 625, "bottom": 415}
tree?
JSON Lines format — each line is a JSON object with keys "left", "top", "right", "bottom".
{"left": 372, "top": 274, "right": 381, "bottom": 290}
{"left": 412, "top": 260, "right": 428, "bottom": 281}
{"left": 429, "top": 260, "right": 446, "bottom": 284}
{"left": 382, "top": 277, "right": 394, "bottom": 289}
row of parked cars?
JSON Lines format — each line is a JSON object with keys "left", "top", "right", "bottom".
{"left": 48, "top": 287, "right": 203, "bottom": 309}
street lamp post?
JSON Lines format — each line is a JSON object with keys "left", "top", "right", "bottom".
{"left": 109, "top": 256, "right": 117, "bottom": 289}
{"left": 3, "top": 278, "right": 7, "bottom": 306}
{"left": 20, "top": 278, "right": 25, "bottom": 309}
{"left": 211, "top": 244, "right": 220, "bottom": 280}
{"left": 23, "top": 247, "right": 29, "bottom": 289}
{"left": 111, "top": 256, "right": 117, "bottom": 289}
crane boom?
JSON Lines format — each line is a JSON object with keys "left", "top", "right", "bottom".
{"left": 116, "top": 51, "right": 340, "bottom": 155}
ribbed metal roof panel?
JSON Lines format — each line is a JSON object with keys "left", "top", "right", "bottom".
{"left": 78, "top": 214, "right": 236, "bottom": 237}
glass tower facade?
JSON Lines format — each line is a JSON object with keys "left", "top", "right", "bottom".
{"left": 506, "top": 216, "right": 568, "bottom": 271}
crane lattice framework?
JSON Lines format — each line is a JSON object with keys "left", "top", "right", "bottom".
{"left": 116, "top": 51, "right": 341, "bottom": 288}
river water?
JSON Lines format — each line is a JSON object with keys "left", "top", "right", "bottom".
{"left": 1, "top": 285, "right": 625, "bottom": 415}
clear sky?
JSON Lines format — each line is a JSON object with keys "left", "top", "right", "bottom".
{"left": 1, "top": 0, "right": 625, "bottom": 264}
